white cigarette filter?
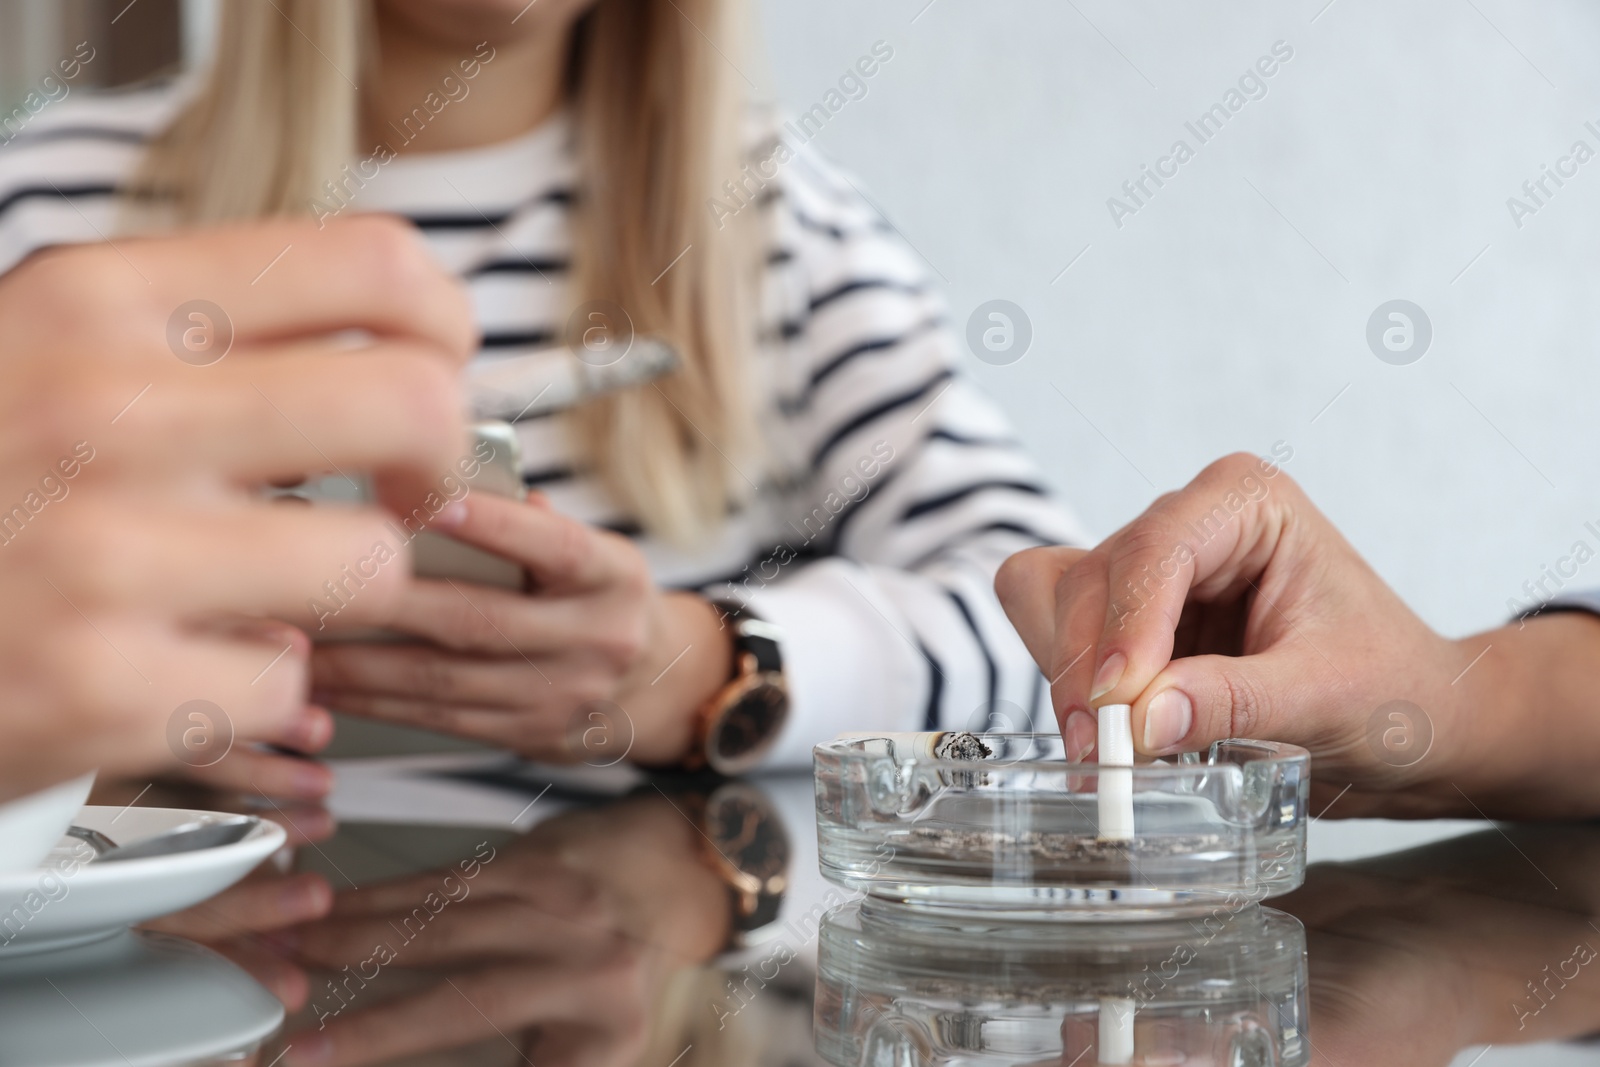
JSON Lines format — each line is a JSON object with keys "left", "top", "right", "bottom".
{"left": 1097, "top": 996, "right": 1135, "bottom": 1064}
{"left": 1097, "top": 704, "right": 1135, "bottom": 842}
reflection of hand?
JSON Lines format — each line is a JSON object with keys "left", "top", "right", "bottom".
{"left": 273, "top": 796, "right": 732, "bottom": 1066}
{"left": 996, "top": 453, "right": 1600, "bottom": 817}
{"left": 134, "top": 802, "right": 337, "bottom": 1010}
{"left": 311, "top": 492, "right": 733, "bottom": 766}
{"left": 143, "top": 869, "right": 331, "bottom": 1010}
{"left": 1278, "top": 827, "right": 1600, "bottom": 1064}
{"left": 283, "top": 935, "right": 656, "bottom": 1067}
{"left": 0, "top": 216, "right": 476, "bottom": 799}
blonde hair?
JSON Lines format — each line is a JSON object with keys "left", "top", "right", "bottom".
{"left": 134, "top": 0, "right": 757, "bottom": 542}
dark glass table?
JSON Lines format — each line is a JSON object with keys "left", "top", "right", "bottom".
{"left": 7, "top": 759, "right": 1600, "bottom": 1066}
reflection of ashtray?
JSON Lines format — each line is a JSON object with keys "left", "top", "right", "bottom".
{"left": 814, "top": 898, "right": 1309, "bottom": 1066}
{"left": 813, "top": 733, "right": 1308, "bottom": 918}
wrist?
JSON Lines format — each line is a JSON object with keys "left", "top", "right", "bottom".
{"left": 626, "top": 593, "right": 734, "bottom": 766}
{"left": 1333, "top": 627, "right": 1487, "bottom": 818}
{"left": 1444, "top": 614, "right": 1600, "bottom": 817}
{"left": 1428, "top": 631, "right": 1509, "bottom": 791}
{"left": 626, "top": 800, "right": 735, "bottom": 959}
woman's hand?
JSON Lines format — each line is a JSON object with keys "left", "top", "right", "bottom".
{"left": 0, "top": 216, "right": 476, "bottom": 798}
{"left": 309, "top": 492, "right": 732, "bottom": 765}
{"left": 995, "top": 451, "right": 1600, "bottom": 818}
{"left": 164, "top": 697, "right": 337, "bottom": 802}
{"left": 161, "top": 711, "right": 336, "bottom": 802}
{"left": 150, "top": 632, "right": 337, "bottom": 801}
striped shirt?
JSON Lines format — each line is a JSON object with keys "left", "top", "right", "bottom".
{"left": 0, "top": 81, "right": 1086, "bottom": 767}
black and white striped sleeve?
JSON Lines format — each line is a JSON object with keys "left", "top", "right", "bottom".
{"left": 728, "top": 143, "right": 1087, "bottom": 767}
{"left": 0, "top": 83, "right": 178, "bottom": 275}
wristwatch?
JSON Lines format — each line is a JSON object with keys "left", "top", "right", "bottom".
{"left": 682, "top": 601, "right": 789, "bottom": 776}
{"left": 687, "top": 780, "right": 791, "bottom": 951}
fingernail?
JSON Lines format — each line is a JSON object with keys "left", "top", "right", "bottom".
{"left": 435, "top": 500, "right": 468, "bottom": 527}
{"left": 272, "top": 805, "right": 335, "bottom": 843}
{"left": 291, "top": 709, "right": 332, "bottom": 751}
{"left": 285, "top": 1033, "right": 332, "bottom": 1065}
{"left": 261, "top": 621, "right": 304, "bottom": 646}
{"left": 1090, "top": 652, "right": 1126, "bottom": 701}
{"left": 1144, "top": 689, "right": 1193, "bottom": 752}
{"left": 280, "top": 875, "right": 330, "bottom": 920}
{"left": 293, "top": 763, "right": 333, "bottom": 798}
{"left": 298, "top": 808, "right": 336, "bottom": 840}
{"left": 283, "top": 626, "right": 311, "bottom": 656}
{"left": 261, "top": 924, "right": 300, "bottom": 953}
{"left": 1063, "top": 710, "right": 1096, "bottom": 762}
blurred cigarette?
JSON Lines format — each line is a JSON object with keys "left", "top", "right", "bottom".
{"left": 467, "top": 338, "right": 678, "bottom": 421}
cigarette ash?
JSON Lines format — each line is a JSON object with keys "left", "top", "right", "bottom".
{"left": 934, "top": 731, "right": 992, "bottom": 761}
{"left": 933, "top": 731, "right": 995, "bottom": 787}
{"left": 900, "top": 827, "right": 1226, "bottom": 865}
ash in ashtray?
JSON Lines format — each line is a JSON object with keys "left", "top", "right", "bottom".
{"left": 900, "top": 827, "right": 1227, "bottom": 863}
{"left": 935, "top": 732, "right": 992, "bottom": 761}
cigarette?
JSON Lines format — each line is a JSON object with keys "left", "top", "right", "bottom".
{"left": 1098, "top": 995, "right": 1135, "bottom": 1064}
{"left": 1097, "top": 704, "right": 1134, "bottom": 842}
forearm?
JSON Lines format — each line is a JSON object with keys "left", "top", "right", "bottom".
{"left": 1445, "top": 612, "right": 1600, "bottom": 817}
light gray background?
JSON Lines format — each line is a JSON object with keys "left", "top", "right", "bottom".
{"left": 757, "top": 4, "right": 1599, "bottom": 1063}
{"left": 756, "top": 0, "right": 1600, "bottom": 643}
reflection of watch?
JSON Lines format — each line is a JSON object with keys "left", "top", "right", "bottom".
{"left": 688, "top": 781, "right": 791, "bottom": 952}
{"left": 683, "top": 602, "right": 789, "bottom": 775}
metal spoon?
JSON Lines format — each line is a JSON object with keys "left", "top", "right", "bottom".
{"left": 66, "top": 816, "right": 258, "bottom": 863}
{"left": 65, "top": 825, "right": 117, "bottom": 856}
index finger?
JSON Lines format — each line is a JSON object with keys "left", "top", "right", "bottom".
{"left": 996, "top": 545, "right": 1102, "bottom": 757}
{"left": 57, "top": 215, "right": 477, "bottom": 363}
{"left": 429, "top": 492, "right": 632, "bottom": 591}
{"left": 1090, "top": 452, "right": 1291, "bottom": 708}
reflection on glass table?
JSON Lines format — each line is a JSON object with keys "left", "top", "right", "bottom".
{"left": 813, "top": 822, "right": 1600, "bottom": 1067}
{"left": 815, "top": 898, "right": 1308, "bottom": 1066}
{"left": 45, "top": 771, "right": 1600, "bottom": 1067}
{"left": 1276, "top": 824, "right": 1600, "bottom": 1067}
{"left": 0, "top": 928, "right": 283, "bottom": 1067}
{"left": 260, "top": 783, "right": 815, "bottom": 1067}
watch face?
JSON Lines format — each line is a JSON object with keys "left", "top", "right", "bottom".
{"left": 712, "top": 676, "right": 788, "bottom": 769}
{"left": 706, "top": 784, "right": 790, "bottom": 888}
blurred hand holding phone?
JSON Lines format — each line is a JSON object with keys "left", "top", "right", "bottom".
{"left": 280, "top": 339, "right": 680, "bottom": 627}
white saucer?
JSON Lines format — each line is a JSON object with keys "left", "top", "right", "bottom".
{"left": 0, "top": 806, "right": 286, "bottom": 956}
{"left": 0, "top": 928, "right": 283, "bottom": 1067}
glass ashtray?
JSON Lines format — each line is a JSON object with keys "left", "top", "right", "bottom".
{"left": 813, "top": 732, "right": 1309, "bottom": 918}
{"left": 814, "top": 898, "right": 1309, "bottom": 1066}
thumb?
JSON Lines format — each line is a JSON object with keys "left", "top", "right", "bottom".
{"left": 1130, "top": 650, "right": 1310, "bottom": 756}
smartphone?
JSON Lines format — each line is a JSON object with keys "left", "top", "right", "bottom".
{"left": 409, "top": 420, "right": 525, "bottom": 591}
{"left": 276, "top": 420, "right": 526, "bottom": 646}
